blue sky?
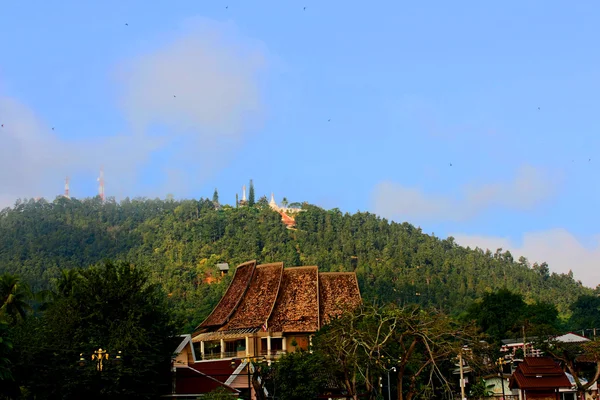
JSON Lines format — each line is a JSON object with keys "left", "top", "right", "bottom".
{"left": 1, "top": 1, "right": 599, "bottom": 286}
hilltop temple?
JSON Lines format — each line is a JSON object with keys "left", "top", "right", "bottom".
{"left": 236, "top": 183, "right": 302, "bottom": 228}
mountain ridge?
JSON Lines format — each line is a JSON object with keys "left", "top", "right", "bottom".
{"left": 0, "top": 195, "right": 590, "bottom": 329}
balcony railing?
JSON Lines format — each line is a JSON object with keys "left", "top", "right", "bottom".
{"left": 202, "top": 352, "right": 222, "bottom": 360}
{"left": 201, "top": 351, "right": 241, "bottom": 360}
{"left": 259, "top": 350, "right": 287, "bottom": 357}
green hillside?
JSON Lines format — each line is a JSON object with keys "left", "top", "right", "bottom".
{"left": 0, "top": 196, "right": 590, "bottom": 330}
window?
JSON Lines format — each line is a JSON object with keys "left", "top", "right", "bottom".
{"left": 271, "top": 338, "right": 283, "bottom": 351}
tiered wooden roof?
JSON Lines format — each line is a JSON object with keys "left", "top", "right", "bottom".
{"left": 509, "top": 357, "right": 571, "bottom": 390}
{"left": 194, "top": 261, "right": 361, "bottom": 337}
{"left": 198, "top": 260, "right": 256, "bottom": 329}
{"left": 223, "top": 262, "right": 284, "bottom": 330}
{"left": 319, "top": 272, "right": 362, "bottom": 325}
{"left": 268, "top": 266, "right": 320, "bottom": 332}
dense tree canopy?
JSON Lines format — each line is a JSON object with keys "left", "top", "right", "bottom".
{"left": 0, "top": 196, "right": 592, "bottom": 331}
{"left": 6, "top": 261, "right": 178, "bottom": 400}
{"left": 465, "top": 289, "right": 561, "bottom": 343}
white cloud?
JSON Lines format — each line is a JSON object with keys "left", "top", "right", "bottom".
{"left": 115, "top": 16, "right": 266, "bottom": 191}
{"left": 451, "top": 229, "right": 600, "bottom": 288}
{"left": 372, "top": 164, "right": 557, "bottom": 222}
{"left": 0, "top": 17, "right": 266, "bottom": 208}
{"left": 0, "top": 96, "right": 162, "bottom": 208}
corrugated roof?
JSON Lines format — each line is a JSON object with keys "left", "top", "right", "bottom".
{"left": 510, "top": 357, "right": 571, "bottom": 390}
{"left": 268, "top": 266, "right": 320, "bottom": 332}
{"left": 197, "top": 260, "right": 257, "bottom": 329}
{"left": 223, "top": 262, "right": 284, "bottom": 330}
{"left": 553, "top": 332, "right": 590, "bottom": 343}
{"left": 319, "top": 272, "right": 362, "bottom": 326}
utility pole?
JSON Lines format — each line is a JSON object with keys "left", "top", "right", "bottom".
{"left": 459, "top": 349, "right": 466, "bottom": 400}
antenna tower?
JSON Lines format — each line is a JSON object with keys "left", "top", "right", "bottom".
{"left": 64, "top": 176, "right": 70, "bottom": 199}
{"left": 98, "top": 167, "right": 105, "bottom": 202}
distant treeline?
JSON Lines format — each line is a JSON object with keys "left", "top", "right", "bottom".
{"left": 0, "top": 195, "right": 593, "bottom": 331}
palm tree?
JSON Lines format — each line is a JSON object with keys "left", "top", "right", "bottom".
{"left": 0, "top": 274, "right": 32, "bottom": 325}
{"left": 37, "top": 268, "right": 82, "bottom": 310}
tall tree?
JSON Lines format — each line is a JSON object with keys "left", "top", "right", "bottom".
{"left": 569, "top": 295, "right": 600, "bottom": 330}
{"left": 466, "top": 288, "right": 528, "bottom": 342}
{"left": 268, "top": 350, "right": 331, "bottom": 400}
{"left": 313, "top": 304, "right": 478, "bottom": 400}
{"left": 248, "top": 179, "right": 255, "bottom": 206}
{"left": 10, "top": 261, "right": 178, "bottom": 399}
{"left": 212, "top": 188, "right": 219, "bottom": 205}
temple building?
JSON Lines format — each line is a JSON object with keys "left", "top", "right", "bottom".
{"left": 168, "top": 260, "right": 362, "bottom": 399}
{"left": 268, "top": 193, "right": 303, "bottom": 228}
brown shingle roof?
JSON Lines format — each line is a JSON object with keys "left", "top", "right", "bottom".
{"left": 319, "top": 272, "right": 362, "bottom": 326}
{"left": 268, "top": 266, "right": 320, "bottom": 333}
{"left": 223, "top": 262, "right": 284, "bottom": 330}
{"left": 193, "top": 262, "right": 362, "bottom": 338}
{"left": 198, "top": 260, "right": 256, "bottom": 329}
{"left": 509, "top": 357, "right": 571, "bottom": 390}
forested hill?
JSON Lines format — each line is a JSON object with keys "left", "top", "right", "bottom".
{"left": 0, "top": 196, "right": 591, "bottom": 329}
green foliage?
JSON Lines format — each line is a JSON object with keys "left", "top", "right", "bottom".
{"left": 212, "top": 189, "right": 219, "bottom": 205}
{"left": 0, "top": 197, "right": 590, "bottom": 330}
{"left": 469, "top": 378, "right": 494, "bottom": 399}
{"left": 9, "top": 261, "right": 178, "bottom": 399}
{"left": 0, "top": 274, "right": 32, "bottom": 326}
{"left": 248, "top": 180, "right": 255, "bottom": 206}
{"left": 465, "top": 288, "right": 560, "bottom": 343}
{"left": 202, "top": 386, "right": 236, "bottom": 400}
{"left": 0, "top": 321, "right": 13, "bottom": 382}
{"left": 569, "top": 295, "right": 600, "bottom": 330}
{"left": 269, "top": 350, "right": 331, "bottom": 400}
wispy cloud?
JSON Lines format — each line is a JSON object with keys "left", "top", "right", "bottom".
{"left": 0, "top": 95, "right": 163, "bottom": 208}
{"left": 452, "top": 229, "right": 600, "bottom": 288}
{"left": 0, "top": 17, "right": 267, "bottom": 208}
{"left": 115, "top": 16, "right": 266, "bottom": 192}
{"left": 372, "top": 164, "right": 558, "bottom": 222}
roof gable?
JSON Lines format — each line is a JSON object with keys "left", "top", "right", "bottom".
{"left": 224, "top": 262, "right": 284, "bottom": 330}
{"left": 553, "top": 332, "right": 590, "bottom": 343}
{"left": 268, "top": 266, "right": 320, "bottom": 332}
{"left": 198, "top": 260, "right": 256, "bottom": 329}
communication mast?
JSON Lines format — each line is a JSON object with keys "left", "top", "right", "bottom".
{"left": 97, "top": 167, "right": 105, "bottom": 202}
{"left": 64, "top": 176, "right": 70, "bottom": 199}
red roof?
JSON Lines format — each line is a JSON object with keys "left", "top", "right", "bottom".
{"left": 189, "top": 359, "right": 240, "bottom": 383}
{"left": 510, "top": 357, "right": 571, "bottom": 390}
{"left": 174, "top": 365, "right": 238, "bottom": 395}
{"left": 279, "top": 211, "right": 296, "bottom": 226}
